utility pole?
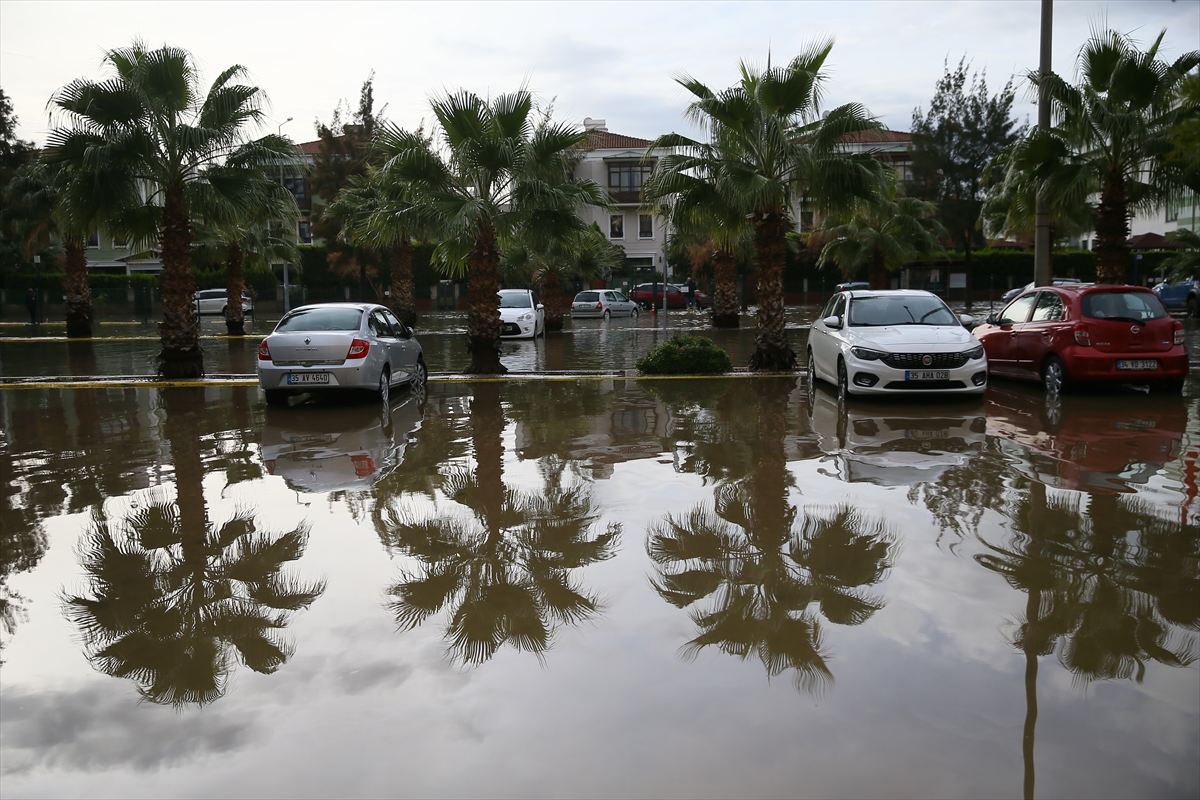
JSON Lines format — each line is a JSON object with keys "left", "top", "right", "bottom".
{"left": 279, "top": 117, "right": 294, "bottom": 312}
{"left": 1034, "top": 0, "right": 1053, "bottom": 287}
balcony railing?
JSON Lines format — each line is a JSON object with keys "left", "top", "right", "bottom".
{"left": 609, "top": 189, "right": 642, "bottom": 205}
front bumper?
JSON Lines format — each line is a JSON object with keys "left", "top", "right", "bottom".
{"left": 843, "top": 355, "right": 988, "bottom": 396}
{"left": 501, "top": 320, "right": 538, "bottom": 338}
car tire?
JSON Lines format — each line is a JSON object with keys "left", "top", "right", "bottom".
{"left": 378, "top": 368, "right": 391, "bottom": 406}
{"left": 602, "top": 309, "right": 611, "bottom": 321}
{"left": 806, "top": 349, "right": 817, "bottom": 388}
{"left": 411, "top": 358, "right": 428, "bottom": 388}
{"left": 630, "top": 307, "right": 638, "bottom": 318}
{"left": 1042, "top": 355, "right": 1070, "bottom": 395}
{"left": 837, "top": 358, "right": 849, "bottom": 402}
{"left": 1188, "top": 295, "right": 1199, "bottom": 319}
{"left": 264, "top": 389, "right": 289, "bottom": 407}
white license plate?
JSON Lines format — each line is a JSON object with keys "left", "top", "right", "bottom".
{"left": 906, "top": 429, "right": 949, "bottom": 440}
{"left": 287, "top": 372, "right": 330, "bottom": 385}
{"left": 905, "top": 370, "right": 949, "bottom": 381}
{"left": 1116, "top": 360, "right": 1158, "bottom": 371}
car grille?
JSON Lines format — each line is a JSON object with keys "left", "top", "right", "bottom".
{"left": 881, "top": 352, "right": 970, "bottom": 369}
{"left": 883, "top": 380, "right": 967, "bottom": 390}
{"left": 502, "top": 323, "right": 522, "bottom": 335}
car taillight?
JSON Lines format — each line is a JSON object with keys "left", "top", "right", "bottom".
{"left": 346, "top": 339, "right": 370, "bottom": 359}
{"left": 1072, "top": 324, "right": 1090, "bottom": 346}
{"left": 351, "top": 455, "right": 375, "bottom": 477}
{"left": 258, "top": 339, "right": 272, "bottom": 360}
{"left": 596, "top": 302, "right": 603, "bottom": 309}
{"left": 1174, "top": 321, "right": 1185, "bottom": 346}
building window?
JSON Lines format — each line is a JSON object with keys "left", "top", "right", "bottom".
{"left": 298, "top": 220, "right": 312, "bottom": 244}
{"left": 638, "top": 214, "right": 653, "bottom": 239}
{"left": 86, "top": 231, "right": 99, "bottom": 248}
{"left": 610, "top": 215, "right": 624, "bottom": 239}
{"left": 608, "top": 162, "right": 655, "bottom": 192}
{"left": 111, "top": 235, "right": 127, "bottom": 249}
{"left": 283, "top": 175, "right": 307, "bottom": 200}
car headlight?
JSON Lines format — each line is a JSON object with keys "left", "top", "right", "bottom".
{"left": 850, "top": 346, "right": 886, "bottom": 361}
{"left": 519, "top": 312, "right": 532, "bottom": 321}
{"left": 965, "top": 344, "right": 984, "bottom": 360}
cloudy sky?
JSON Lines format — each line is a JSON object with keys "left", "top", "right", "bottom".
{"left": 2, "top": 1, "right": 1197, "bottom": 147}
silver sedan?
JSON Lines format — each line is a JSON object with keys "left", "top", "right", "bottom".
{"left": 257, "top": 303, "right": 427, "bottom": 407}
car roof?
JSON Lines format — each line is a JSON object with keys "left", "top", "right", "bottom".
{"left": 286, "top": 302, "right": 380, "bottom": 312}
{"left": 498, "top": 288, "right": 531, "bottom": 294}
{"left": 844, "top": 289, "right": 942, "bottom": 299}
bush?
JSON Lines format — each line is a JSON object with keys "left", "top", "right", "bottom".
{"left": 636, "top": 335, "right": 732, "bottom": 375}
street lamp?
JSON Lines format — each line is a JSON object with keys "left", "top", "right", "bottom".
{"left": 278, "top": 116, "right": 293, "bottom": 136}
{"left": 278, "top": 117, "right": 294, "bottom": 311}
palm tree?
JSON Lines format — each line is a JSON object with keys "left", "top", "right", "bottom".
{"left": 1161, "top": 227, "right": 1200, "bottom": 281}
{"left": 814, "top": 173, "right": 946, "bottom": 289}
{"left": 46, "top": 42, "right": 302, "bottom": 377}
{"left": 1027, "top": 28, "right": 1200, "bottom": 283}
{"left": 378, "top": 90, "right": 609, "bottom": 373}
{"left": 379, "top": 384, "right": 620, "bottom": 663}
{"left": 643, "top": 162, "right": 752, "bottom": 328}
{"left": 649, "top": 43, "right": 886, "bottom": 370}
{"left": 0, "top": 158, "right": 98, "bottom": 337}
{"left": 503, "top": 222, "right": 625, "bottom": 331}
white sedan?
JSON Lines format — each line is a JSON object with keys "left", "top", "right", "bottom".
{"left": 499, "top": 289, "right": 545, "bottom": 338}
{"left": 807, "top": 289, "right": 987, "bottom": 398}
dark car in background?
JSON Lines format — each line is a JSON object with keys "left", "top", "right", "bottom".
{"left": 1151, "top": 277, "right": 1200, "bottom": 317}
{"left": 627, "top": 282, "right": 710, "bottom": 310}
{"left": 973, "top": 284, "right": 1187, "bottom": 394}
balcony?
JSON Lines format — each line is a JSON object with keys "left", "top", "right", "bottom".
{"left": 609, "top": 189, "right": 642, "bottom": 206}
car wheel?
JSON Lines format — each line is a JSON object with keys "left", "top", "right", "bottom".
{"left": 837, "top": 358, "right": 850, "bottom": 402}
{"left": 630, "top": 306, "right": 638, "bottom": 318}
{"left": 221, "top": 305, "right": 228, "bottom": 317}
{"left": 411, "top": 358, "right": 428, "bottom": 388}
{"left": 378, "top": 368, "right": 390, "bottom": 406}
{"left": 602, "top": 309, "right": 611, "bottom": 321}
{"left": 806, "top": 349, "right": 817, "bottom": 388}
{"left": 264, "top": 389, "right": 289, "bottom": 407}
{"left": 1188, "top": 296, "right": 1199, "bottom": 319}
{"left": 1042, "top": 355, "right": 1069, "bottom": 395}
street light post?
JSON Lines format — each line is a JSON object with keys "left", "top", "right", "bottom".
{"left": 279, "top": 117, "right": 294, "bottom": 312}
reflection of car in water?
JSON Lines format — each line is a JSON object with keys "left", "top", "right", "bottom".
{"left": 984, "top": 383, "right": 1187, "bottom": 494}
{"left": 260, "top": 389, "right": 426, "bottom": 492}
{"left": 804, "top": 383, "right": 987, "bottom": 486}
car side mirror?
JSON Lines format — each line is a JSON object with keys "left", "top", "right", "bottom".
{"left": 985, "top": 313, "right": 998, "bottom": 325}
{"left": 959, "top": 314, "right": 974, "bottom": 326}
{"left": 536, "top": 303, "right": 544, "bottom": 310}
{"left": 823, "top": 315, "right": 841, "bottom": 328}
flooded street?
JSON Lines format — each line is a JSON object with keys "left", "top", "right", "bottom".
{"left": 1, "top": 365, "right": 1197, "bottom": 798}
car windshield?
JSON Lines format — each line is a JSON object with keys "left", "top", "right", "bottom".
{"left": 848, "top": 295, "right": 958, "bottom": 327}
{"left": 275, "top": 307, "right": 363, "bottom": 332}
{"left": 1082, "top": 291, "right": 1167, "bottom": 322}
{"left": 499, "top": 293, "right": 532, "bottom": 308}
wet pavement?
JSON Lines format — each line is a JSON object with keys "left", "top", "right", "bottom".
{"left": 1, "top": 366, "right": 1198, "bottom": 798}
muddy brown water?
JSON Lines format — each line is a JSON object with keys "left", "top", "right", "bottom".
{"left": 1, "top": 361, "right": 1197, "bottom": 797}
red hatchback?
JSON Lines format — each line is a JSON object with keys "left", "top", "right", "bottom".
{"left": 973, "top": 284, "right": 1188, "bottom": 393}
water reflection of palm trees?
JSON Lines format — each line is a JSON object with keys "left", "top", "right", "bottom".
{"left": 649, "top": 378, "right": 895, "bottom": 694}
{"left": 64, "top": 388, "right": 325, "bottom": 707}
{"left": 380, "top": 384, "right": 620, "bottom": 665}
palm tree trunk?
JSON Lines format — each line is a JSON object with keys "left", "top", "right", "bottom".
{"left": 389, "top": 238, "right": 417, "bottom": 328}
{"left": 712, "top": 248, "right": 739, "bottom": 328}
{"left": 224, "top": 241, "right": 246, "bottom": 336}
{"left": 471, "top": 382, "right": 505, "bottom": 522}
{"left": 158, "top": 183, "right": 203, "bottom": 378}
{"left": 868, "top": 248, "right": 888, "bottom": 290}
{"left": 63, "top": 239, "right": 93, "bottom": 338}
{"left": 542, "top": 272, "right": 565, "bottom": 332}
{"left": 748, "top": 212, "right": 796, "bottom": 371}
{"left": 1094, "top": 173, "right": 1129, "bottom": 284}
{"left": 466, "top": 220, "right": 506, "bottom": 374}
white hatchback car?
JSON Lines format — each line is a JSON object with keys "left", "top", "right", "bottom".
{"left": 195, "top": 288, "right": 254, "bottom": 315}
{"left": 570, "top": 289, "right": 639, "bottom": 319}
{"left": 499, "top": 289, "right": 545, "bottom": 338}
{"left": 807, "top": 289, "right": 986, "bottom": 398}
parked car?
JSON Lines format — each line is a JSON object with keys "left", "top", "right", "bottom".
{"left": 972, "top": 284, "right": 1187, "bottom": 393}
{"left": 498, "top": 289, "right": 545, "bottom": 338}
{"left": 256, "top": 303, "right": 427, "bottom": 407}
{"left": 834, "top": 281, "right": 870, "bottom": 293}
{"left": 627, "top": 282, "right": 710, "bottom": 309}
{"left": 570, "top": 289, "right": 639, "bottom": 319}
{"left": 807, "top": 289, "right": 987, "bottom": 398}
{"left": 1151, "top": 277, "right": 1200, "bottom": 317}
{"left": 999, "top": 277, "right": 1083, "bottom": 305}
{"left": 195, "top": 288, "right": 253, "bottom": 315}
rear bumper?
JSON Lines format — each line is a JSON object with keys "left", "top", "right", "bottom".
{"left": 257, "top": 362, "right": 374, "bottom": 390}
{"left": 1062, "top": 349, "right": 1190, "bottom": 381}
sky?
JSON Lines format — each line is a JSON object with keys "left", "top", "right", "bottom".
{"left": 1, "top": 0, "right": 1198, "bottom": 147}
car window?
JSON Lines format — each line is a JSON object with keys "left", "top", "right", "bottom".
{"left": 368, "top": 311, "right": 394, "bottom": 337}
{"left": 848, "top": 295, "right": 956, "bottom": 326}
{"left": 499, "top": 292, "right": 532, "bottom": 308}
{"left": 820, "top": 295, "right": 840, "bottom": 319}
{"left": 998, "top": 294, "right": 1037, "bottom": 325}
{"left": 576, "top": 292, "right": 599, "bottom": 302}
{"left": 613, "top": 292, "right": 628, "bottom": 302}
{"left": 828, "top": 294, "right": 846, "bottom": 323}
{"left": 275, "top": 307, "right": 363, "bottom": 332}
{"left": 382, "top": 309, "right": 406, "bottom": 335}
{"left": 1082, "top": 291, "right": 1167, "bottom": 322}
{"left": 1030, "top": 292, "right": 1065, "bottom": 322}
{"left": 603, "top": 292, "right": 615, "bottom": 301}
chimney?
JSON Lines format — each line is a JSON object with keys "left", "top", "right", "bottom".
{"left": 583, "top": 117, "right": 608, "bottom": 132}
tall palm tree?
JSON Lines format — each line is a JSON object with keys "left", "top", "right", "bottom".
{"left": 1161, "top": 228, "right": 1200, "bottom": 281}
{"left": 650, "top": 43, "right": 886, "bottom": 370}
{"left": 815, "top": 173, "right": 946, "bottom": 288}
{"left": 378, "top": 90, "right": 609, "bottom": 373}
{"left": 1028, "top": 28, "right": 1199, "bottom": 283}
{"left": 0, "top": 158, "right": 98, "bottom": 337}
{"left": 46, "top": 42, "right": 302, "bottom": 376}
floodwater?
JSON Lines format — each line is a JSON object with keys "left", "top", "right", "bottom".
{"left": 1, "top": 367, "right": 1198, "bottom": 798}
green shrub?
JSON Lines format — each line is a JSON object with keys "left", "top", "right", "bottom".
{"left": 636, "top": 335, "right": 732, "bottom": 375}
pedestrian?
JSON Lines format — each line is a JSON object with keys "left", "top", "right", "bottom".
{"left": 685, "top": 277, "right": 698, "bottom": 312}
{"left": 25, "top": 287, "right": 37, "bottom": 325}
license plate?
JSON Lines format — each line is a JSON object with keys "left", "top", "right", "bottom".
{"left": 906, "top": 429, "right": 949, "bottom": 440}
{"left": 287, "top": 372, "right": 330, "bottom": 385}
{"left": 905, "top": 370, "right": 949, "bottom": 381}
{"left": 1116, "top": 360, "right": 1158, "bottom": 371}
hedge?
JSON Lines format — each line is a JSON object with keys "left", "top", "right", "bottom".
{"left": 636, "top": 335, "right": 732, "bottom": 375}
